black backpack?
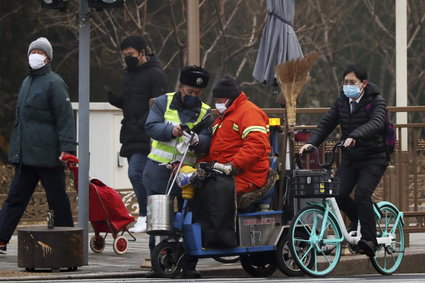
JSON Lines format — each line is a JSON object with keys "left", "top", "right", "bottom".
{"left": 364, "top": 102, "right": 396, "bottom": 157}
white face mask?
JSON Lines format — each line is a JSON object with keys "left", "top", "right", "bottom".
{"left": 29, "top": 53, "right": 47, "bottom": 70}
{"left": 215, "top": 99, "right": 228, "bottom": 114}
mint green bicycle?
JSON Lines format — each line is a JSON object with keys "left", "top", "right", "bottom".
{"left": 288, "top": 141, "right": 405, "bottom": 277}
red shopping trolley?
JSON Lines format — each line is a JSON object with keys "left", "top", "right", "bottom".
{"left": 62, "top": 154, "right": 136, "bottom": 255}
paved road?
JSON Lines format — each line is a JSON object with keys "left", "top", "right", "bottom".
{"left": 5, "top": 273, "right": 425, "bottom": 282}
{"left": 1, "top": 230, "right": 425, "bottom": 281}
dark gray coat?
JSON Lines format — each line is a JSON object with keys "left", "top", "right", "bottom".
{"left": 9, "top": 64, "right": 76, "bottom": 167}
{"left": 307, "top": 83, "right": 388, "bottom": 164}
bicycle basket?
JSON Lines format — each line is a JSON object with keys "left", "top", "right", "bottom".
{"left": 291, "top": 169, "right": 340, "bottom": 198}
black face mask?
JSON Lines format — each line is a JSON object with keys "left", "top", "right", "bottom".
{"left": 182, "top": 95, "right": 201, "bottom": 109}
{"left": 124, "top": 56, "right": 139, "bottom": 69}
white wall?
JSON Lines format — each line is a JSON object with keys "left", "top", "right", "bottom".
{"left": 72, "top": 102, "right": 131, "bottom": 190}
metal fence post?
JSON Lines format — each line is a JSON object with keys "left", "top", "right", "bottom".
{"left": 396, "top": 151, "right": 410, "bottom": 244}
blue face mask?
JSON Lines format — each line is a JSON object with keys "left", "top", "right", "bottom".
{"left": 343, "top": 85, "right": 361, "bottom": 99}
{"left": 182, "top": 95, "right": 200, "bottom": 109}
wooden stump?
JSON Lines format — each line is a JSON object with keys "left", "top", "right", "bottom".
{"left": 18, "top": 226, "right": 83, "bottom": 271}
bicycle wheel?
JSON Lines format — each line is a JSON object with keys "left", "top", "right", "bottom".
{"left": 370, "top": 204, "right": 404, "bottom": 275}
{"left": 289, "top": 205, "right": 343, "bottom": 277}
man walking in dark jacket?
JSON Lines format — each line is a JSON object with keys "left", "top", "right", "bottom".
{"left": 107, "top": 35, "right": 167, "bottom": 233}
{"left": 0, "top": 37, "right": 76, "bottom": 254}
{"left": 299, "top": 64, "right": 388, "bottom": 257}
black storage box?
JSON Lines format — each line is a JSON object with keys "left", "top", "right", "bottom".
{"left": 291, "top": 169, "right": 340, "bottom": 198}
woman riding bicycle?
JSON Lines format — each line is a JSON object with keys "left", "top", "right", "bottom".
{"left": 299, "top": 64, "right": 388, "bottom": 257}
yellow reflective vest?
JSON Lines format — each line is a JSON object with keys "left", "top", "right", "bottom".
{"left": 148, "top": 92, "right": 210, "bottom": 166}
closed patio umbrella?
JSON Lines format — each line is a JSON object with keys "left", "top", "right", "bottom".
{"left": 253, "top": 0, "right": 303, "bottom": 85}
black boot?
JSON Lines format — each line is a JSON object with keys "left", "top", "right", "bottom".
{"left": 182, "top": 270, "right": 201, "bottom": 279}
{"left": 182, "top": 256, "right": 201, "bottom": 278}
{"left": 357, "top": 239, "right": 376, "bottom": 257}
{"left": 145, "top": 270, "right": 161, "bottom": 278}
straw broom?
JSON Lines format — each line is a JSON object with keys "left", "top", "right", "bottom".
{"left": 275, "top": 52, "right": 319, "bottom": 131}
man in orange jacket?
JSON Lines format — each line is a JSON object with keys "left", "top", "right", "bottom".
{"left": 204, "top": 74, "right": 271, "bottom": 195}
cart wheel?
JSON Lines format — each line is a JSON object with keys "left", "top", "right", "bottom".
{"left": 213, "top": 256, "right": 240, "bottom": 264}
{"left": 90, "top": 235, "right": 105, "bottom": 253}
{"left": 68, "top": 267, "right": 78, "bottom": 271}
{"left": 276, "top": 231, "right": 311, "bottom": 277}
{"left": 240, "top": 252, "right": 277, "bottom": 277}
{"left": 151, "top": 240, "right": 185, "bottom": 279}
{"left": 25, "top": 268, "right": 35, "bottom": 272}
{"left": 113, "top": 236, "right": 129, "bottom": 255}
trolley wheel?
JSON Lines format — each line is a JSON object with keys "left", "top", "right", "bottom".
{"left": 213, "top": 256, "right": 240, "bottom": 264}
{"left": 240, "top": 252, "right": 277, "bottom": 277}
{"left": 370, "top": 204, "right": 404, "bottom": 275}
{"left": 25, "top": 268, "right": 35, "bottom": 272}
{"left": 68, "top": 267, "right": 78, "bottom": 271}
{"left": 275, "top": 231, "right": 310, "bottom": 277}
{"left": 89, "top": 235, "right": 105, "bottom": 253}
{"left": 151, "top": 240, "right": 185, "bottom": 279}
{"left": 113, "top": 236, "right": 129, "bottom": 255}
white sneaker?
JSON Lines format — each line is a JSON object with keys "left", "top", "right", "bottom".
{"left": 129, "top": 216, "right": 147, "bottom": 233}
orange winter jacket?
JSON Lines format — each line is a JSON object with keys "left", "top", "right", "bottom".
{"left": 204, "top": 92, "right": 271, "bottom": 194}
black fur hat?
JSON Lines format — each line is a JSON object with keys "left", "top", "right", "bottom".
{"left": 179, "top": 66, "right": 209, "bottom": 89}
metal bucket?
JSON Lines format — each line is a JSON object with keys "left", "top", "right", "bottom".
{"left": 146, "top": 195, "right": 174, "bottom": 235}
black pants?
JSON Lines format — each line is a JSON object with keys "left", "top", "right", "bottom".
{"left": 0, "top": 164, "right": 74, "bottom": 243}
{"left": 335, "top": 159, "right": 387, "bottom": 244}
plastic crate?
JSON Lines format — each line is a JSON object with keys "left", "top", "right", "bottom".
{"left": 292, "top": 169, "right": 340, "bottom": 198}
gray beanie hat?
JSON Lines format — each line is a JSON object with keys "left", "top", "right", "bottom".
{"left": 28, "top": 37, "right": 53, "bottom": 60}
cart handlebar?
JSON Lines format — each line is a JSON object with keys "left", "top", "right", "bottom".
{"left": 61, "top": 153, "right": 79, "bottom": 164}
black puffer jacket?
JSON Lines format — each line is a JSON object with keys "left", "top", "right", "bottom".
{"left": 108, "top": 54, "right": 167, "bottom": 157}
{"left": 307, "top": 83, "right": 388, "bottom": 163}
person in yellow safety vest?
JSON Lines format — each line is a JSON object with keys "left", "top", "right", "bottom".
{"left": 142, "top": 65, "right": 213, "bottom": 279}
